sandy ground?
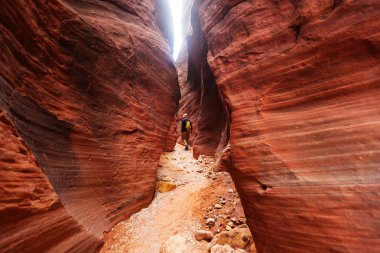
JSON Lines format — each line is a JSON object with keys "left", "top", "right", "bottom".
{"left": 100, "top": 144, "right": 247, "bottom": 253}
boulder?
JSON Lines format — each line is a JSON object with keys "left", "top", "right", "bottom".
{"left": 195, "top": 230, "right": 214, "bottom": 241}
{"left": 210, "top": 227, "right": 252, "bottom": 250}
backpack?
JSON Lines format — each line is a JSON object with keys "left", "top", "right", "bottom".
{"left": 185, "top": 120, "right": 191, "bottom": 131}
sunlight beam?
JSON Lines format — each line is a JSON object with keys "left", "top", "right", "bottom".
{"left": 169, "top": 0, "right": 183, "bottom": 61}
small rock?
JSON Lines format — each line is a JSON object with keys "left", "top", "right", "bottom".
{"left": 156, "top": 181, "right": 176, "bottom": 193}
{"left": 210, "top": 244, "right": 234, "bottom": 253}
{"left": 216, "top": 229, "right": 221, "bottom": 233}
{"left": 214, "top": 204, "right": 223, "bottom": 209}
{"left": 220, "top": 200, "right": 227, "bottom": 205}
{"left": 196, "top": 168, "right": 204, "bottom": 173}
{"left": 206, "top": 218, "right": 216, "bottom": 225}
{"left": 195, "top": 230, "right": 214, "bottom": 241}
{"left": 231, "top": 217, "right": 237, "bottom": 223}
{"left": 227, "top": 221, "right": 235, "bottom": 228}
{"left": 233, "top": 250, "right": 246, "bottom": 253}
{"left": 228, "top": 189, "right": 234, "bottom": 193}
{"left": 225, "top": 225, "right": 232, "bottom": 231}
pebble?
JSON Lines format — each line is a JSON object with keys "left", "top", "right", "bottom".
{"left": 206, "top": 218, "right": 216, "bottom": 225}
{"left": 214, "top": 204, "right": 223, "bottom": 209}
{"left": 228, "top": 189, "right": 234, "bottom": 193}
{"left": 225, "top": 225, "right": 232, "bottom": 231}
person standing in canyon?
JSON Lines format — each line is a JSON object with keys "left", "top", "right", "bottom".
{"left": 181, "top": 113, "right": 192, "bottom": 150}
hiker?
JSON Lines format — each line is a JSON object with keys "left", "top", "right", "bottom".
{"left": 181, "top": 113, "right": 192, "bottom": 150}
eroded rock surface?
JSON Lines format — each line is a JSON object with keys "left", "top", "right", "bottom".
{"left": 160, "top": 0, "right": 229, "bottom": 158}
{"left": 193, "top": 0, "right": 380, "bottom": 252}
{"left": 0, "top": 0, "right": 179, "bottom": 252}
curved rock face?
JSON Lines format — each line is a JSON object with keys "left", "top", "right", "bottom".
{"left": 0, "top": 110, "right": 99, "bottom": 252}
{"left": 0, "top": 0, "right": 179, "bottom": 252}
{"left": 175, "top": 0, "right": 229, "bottom": 159}
{"left": 194, "top": 0, "right": 380, "bottom": 252}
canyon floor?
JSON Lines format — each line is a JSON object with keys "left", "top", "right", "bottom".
{"left": 100, "top": 144, "right": 254, "bottom": 253}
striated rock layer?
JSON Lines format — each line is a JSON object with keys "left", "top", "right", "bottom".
{"left": 173, "top": 0, "right": 230, "bottom": 159}
{"left": 195, "top": 0, "right": 380, "bottom": 252}
{"left": 0, "top": 0, "right": 179, "bottom": 252}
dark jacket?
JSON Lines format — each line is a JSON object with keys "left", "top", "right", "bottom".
{"left": 181, "top": 118, "right": 192, "bottom": 133}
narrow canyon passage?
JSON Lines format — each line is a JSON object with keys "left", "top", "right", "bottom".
{"left": 0, "top": 1, "right": 379, "bottom": 253}
{"left": 100, "top": 144, "right": 251, "bottom": 253}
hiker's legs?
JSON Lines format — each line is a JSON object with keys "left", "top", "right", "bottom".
{"left": 182, "top": 131, "right": 190, "bottom": 149}
{"left": 185, "top": 132, "right": 190, "bottom": 145}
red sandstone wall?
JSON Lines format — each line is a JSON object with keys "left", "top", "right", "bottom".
{"left": 0, "top": 0, "right": 179, "bottom": 252}
{"left": 196, "top": 0, "right": 380, "bottom": 252}
{"left": 174, "top": 1, "right": 230, "bottom": 159}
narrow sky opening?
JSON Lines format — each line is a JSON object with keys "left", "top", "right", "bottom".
{"left": 169, "top": 0, "right": 184, "bottom": 61}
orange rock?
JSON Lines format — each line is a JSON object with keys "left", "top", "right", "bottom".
{"left": 156, "top": 181, "right": 177, "bottom": 193}
{"left": 195, "top": 230, "right": 214, "bottom": 241}
{"left": 209, "top": 227, "right": 252, "bottom": 250}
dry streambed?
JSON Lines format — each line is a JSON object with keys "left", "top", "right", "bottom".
{"left": 101, "top": 144, "right": 256, "bottom": 253}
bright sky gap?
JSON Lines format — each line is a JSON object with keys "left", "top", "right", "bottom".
{"left": 169, "top": 0, "right": 183, "bottom": 61}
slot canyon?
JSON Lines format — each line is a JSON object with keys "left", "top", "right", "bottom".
{"left": 0, "top": 0, "right": 379, "bottom": 253}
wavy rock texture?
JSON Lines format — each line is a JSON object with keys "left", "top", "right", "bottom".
{"left": 195, "top": 0, "right": 380, "bottom": 252}
{"left": 0, "top": 110, "right": 99, "bottom": 252}
{"left": 0, "top": 0, "right": 179, "bottom": 252}
{"left": 173, "top": 0, "right": 229, "bottom": 159}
